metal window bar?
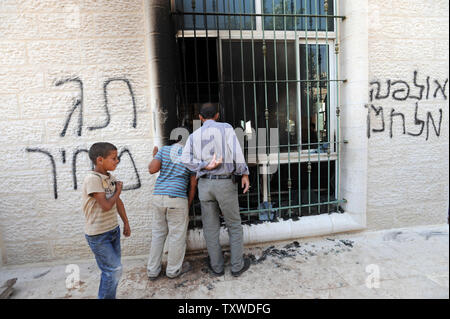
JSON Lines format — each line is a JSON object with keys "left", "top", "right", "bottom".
{"left": 314, "top": 0, "right": 321, "bottom": 215}
{"left": 250, "top": 0, "right": 262, "bottom": 222}
{"left": 237, "top": 0, "right": 251, "bottom": 221}
{"left": 272, "top": 0, "right": 282, "bottom": 217}
{"left": 172, "top": 0, "right": 345, "bottom": 228}
{"left": 283, "top": 0, "right": 292, "bottom": 219}
{"left": 294, "top": 0, "right": 301, "bottom": 219}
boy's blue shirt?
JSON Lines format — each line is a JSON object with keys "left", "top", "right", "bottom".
{"left": 153, "top": 144, "right": 191, "bottom": 199}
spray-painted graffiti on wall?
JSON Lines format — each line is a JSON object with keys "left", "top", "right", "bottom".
{"left": 366, "top": 71, "right": 447, "bottom": 139}
{"left": 26, "top": 77, "right": 142, "bottom": 199}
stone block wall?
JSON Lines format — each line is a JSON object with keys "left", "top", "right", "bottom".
{"left": 0, "top": 0, "right": 156, "bottom": 265}
{"left": 366, "top": 0, "right": 449, "bottom": 229}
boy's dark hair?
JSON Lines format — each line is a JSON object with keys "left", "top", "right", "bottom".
{"left": 88, "top": 142, "right": 117, "bottom": 164}
{"left": 199, "top": 102, "right": 219, "bottom": 119}
{"left": 167, "top": 134, "right": 182, "bottom": 146}
{"left": 167, "top": 126, "right": 190, "bottom": 146}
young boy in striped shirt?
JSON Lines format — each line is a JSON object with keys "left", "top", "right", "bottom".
{"left": 146, "top": 140, "right": 199, "bottom": 279}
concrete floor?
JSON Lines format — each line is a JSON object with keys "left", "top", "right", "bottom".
{"left": 0, "top": 224, "right": 448, "bottom": 299}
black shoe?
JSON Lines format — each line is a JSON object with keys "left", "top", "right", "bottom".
{"left": 167, "top": 261, "right": 192, "bottom": 279}
{"left": 206, "top": 257, "right": 224, "bottom": 276}
{"left": 231, "top": 257, "right": 251, "bottom": 277}
{"left": 148, "top": 271, "right": 163, "bottom": 281}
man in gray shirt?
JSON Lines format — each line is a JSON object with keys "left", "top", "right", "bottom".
{"left": 181, "top": 102, "right": 251, "bottom": 277}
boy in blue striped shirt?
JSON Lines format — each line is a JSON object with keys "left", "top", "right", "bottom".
{"left": 146, "top": 140, "right": 204, "bottom": 279}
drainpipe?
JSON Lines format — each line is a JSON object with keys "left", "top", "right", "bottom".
{"left": 146, "top": 0, "right": 179, "bottom": 146}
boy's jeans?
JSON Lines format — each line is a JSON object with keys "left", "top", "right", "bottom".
{"left": 85, "top": 226, "right": 122, "bottom": 299}
{"left": 147, "top": 195, "right": 189, "bottom": 278}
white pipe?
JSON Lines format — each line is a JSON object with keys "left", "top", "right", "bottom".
{"left": 186, "top": 212, "right": 365, "bottom": 251}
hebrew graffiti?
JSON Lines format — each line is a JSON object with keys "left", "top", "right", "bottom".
{"left": 118, "top": 148, "right": 141, "bottom": 191}
{"left": 89, "top": 78, "right": 137, "bottom": 131}
{"left": 26, "top": 146, "right": 142, "bottom": 200}
{"left": 366, "top": 103, "right": 443, "bottom": 140}
{"left": 407, "top": 103, "right": 425, "bottom": 137}
{"left": 369, "top": 71, "right": 448, "bottom": 102}
{"left": 367, "top": 71, "right": 447, "bottom": 140}
{"left": 366, "top": 104, "right": 385, "bottom": 138}
{"left": 426, "top": 109, "right": 443, "bottom": 141}
{"left": 27, "top": 76, "right": 143, "bottom": 200}
{"left": 72, "top": 148, "right": 90, "bottom": 190}
{"left": 389, "top": 108, "right": 406, "bottom": 138}
{"left": 55, "top": 77, "right": 84, "bottom": 137}
{"left": 26, "top": 148, "right": 58, "bottom": 199}
{"left": 56, "top": 77, "right": 137, "bottom": 137}
{"left": 72, "top": 147, "right": 141, "bottom": 191}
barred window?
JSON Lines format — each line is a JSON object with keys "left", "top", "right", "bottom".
{"left": 172, "top": 0, "right": 344, "bottom": 228}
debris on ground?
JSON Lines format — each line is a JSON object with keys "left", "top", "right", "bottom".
{"left": 272, "top": 260, "right": 291, "bottom": 271}
{"left": 247, "top": 237, "right": 356, "bottom": 267}
{"left": 383, "top": 231, "right": 403, "bottom": 241}
{"left": 419, "top": 231, "right": 448, "bottom": 240}
{"left": 0, "top": 278, "right": 17, "bottom": 299}
{"left": 283, "top": 241, "right": 300, "bottom": 249}
{"left": 174, "top": 280, "right": 188, "bottom": 289}
{"left": 0, "top": 225, "right": 446, "bottom": 299}
{"left": 339, "top": 239, "right": 354, "bottom": 247}
{"left": 33, "top": 269, "right": 51, "bottom": 279}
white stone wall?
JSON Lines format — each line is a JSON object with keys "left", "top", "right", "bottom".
{"left": 0, "top": 0, "right": 157, "bottom": 265}
{"left": 339, "top": 0, "right": 369, "bottom": 228}
{"left": 366, "top": 0, "right": 449, "bottom": 229}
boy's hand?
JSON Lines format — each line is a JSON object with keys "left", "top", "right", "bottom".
{"left": 115, "top": 181, "right": 123, "bottom": 194}
{"left": 152, "top": 146, "right": 159, "bottom": 157}
{"left": 123, "top": 222, "right": 131, "bottom": 237}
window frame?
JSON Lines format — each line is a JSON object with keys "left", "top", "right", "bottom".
{"left": 173, "top": 0, "right": 341, "bottom": 220}
{"left": 172, "top": 0, "right": 338, "bottom": 159}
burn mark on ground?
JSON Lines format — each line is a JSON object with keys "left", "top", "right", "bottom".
{"left": 116, "top": 238, "right": 357, "bottom": 298}
{"left": 418, "top": 231, "right": 448, "bottom": 240}
{"left": 339, "top": 239, "right": 354, "bottom": 247}
{"left": 174, "top": 280, "right": 188, "bottom": 288}
{"left": 383, "top": 231, "right": 403, "bottom": 241}
{"left": 247, "top": 238, "right": 355, "bottom": 267}
{"left": 33, "top": 269, "right": 51, "bottom": 279}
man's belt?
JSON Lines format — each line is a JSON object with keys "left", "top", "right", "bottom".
{"left": 201, "top": 174, "right": 232, "bottom": 180}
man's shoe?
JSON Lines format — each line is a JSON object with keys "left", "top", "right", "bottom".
{"left": 148, "top": 271, "right": 163, "bottom": 281}
{"left": 168, "top": 261, "right": 192, "bottom": 279}
{"left": 231, "top": 257, "right": 251, "bottom": 277}
{"left": 206, "top": 257, "right": 224, "bottom": 276}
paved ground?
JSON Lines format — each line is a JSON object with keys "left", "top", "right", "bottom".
{"left": 0, "top": 224, "right": 448, "bottom": 299}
